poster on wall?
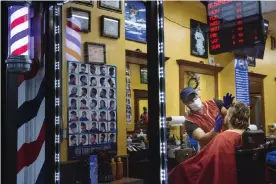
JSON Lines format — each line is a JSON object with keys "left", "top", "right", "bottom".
{"left": 68, "top": 61, "right": 117, "bottom": 160}
{"left": 125, "top": 1, "right": 146, "bottom": 43}
{"left": 234, "top": 58, "right": 250, "bottom": 106}
{"left": 190, "top": 19, "right": 208, "bottom": 58}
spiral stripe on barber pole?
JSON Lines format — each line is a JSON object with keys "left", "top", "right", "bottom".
{"left": 9, "top": 6, "right": 29, "bottom": 56}
{"left": 66, "top": 18, "right": 82, "bottom": 61}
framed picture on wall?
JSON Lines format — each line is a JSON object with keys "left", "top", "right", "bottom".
{"left": 67, "top": 7, "right": 91, "bottom": 32}
{"left": 100, "top": 15, "right": 120, "bottom": 39}
{"left": 98, "top": 0, "right": 122, "bottom": 13}
{"left": 84, "top": 42, "right": 106, "bottom": 64}
{"left": 247, "top": 56, "right": 256, "bottom": 67}
{"left": 71, "top": 0, "right": 94, "bottom": 7}
{"left": 125, "top": 1, "right": 147, "bottom": 43}
{"left": 140, "top": 65, "right": 148, "bottom": 84}
{"left": 190, "top": 19, "right": 208, "bottom": 58}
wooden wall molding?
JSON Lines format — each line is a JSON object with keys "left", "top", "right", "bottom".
{"left": 125, "top": 49, "right": 170, "bottom": 65}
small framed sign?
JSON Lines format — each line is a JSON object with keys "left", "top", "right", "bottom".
{"left": 67, "top": 7, "right": 91, "bottom": 32}
{"left": 247, "top": 56, "right": 256, "bottom": 67}
{"left": 100, "top": 15, "right": 120, "bottom": 39}
{"left": 84, "top": 42, "right": 106, "bottom": 64}
{"left": 98, "top": 0, "right": 122, "bottom": 13}
{"left": 71, "top": 0, "right": 94, "bottom": 7}
{"left": 140, "top": 65, "right": 148, "bottom": 84}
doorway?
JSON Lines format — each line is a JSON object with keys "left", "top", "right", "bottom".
{"left": 248, "top": 72, "right": 267, "bottom": 132}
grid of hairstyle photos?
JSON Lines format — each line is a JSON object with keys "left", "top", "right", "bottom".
{"left": 68, "top": 61, "right": 117, "bottom": 147}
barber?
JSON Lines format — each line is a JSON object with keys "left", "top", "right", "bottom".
{"left": 180, "top": 87, "right": 234, "bottom": 147}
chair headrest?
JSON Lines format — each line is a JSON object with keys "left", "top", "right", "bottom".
{"left": 242, "top": 130, "right": 265, "bottom": 149}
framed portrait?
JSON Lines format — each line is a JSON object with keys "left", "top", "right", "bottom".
{"left": 100, "top": 16, "right": 120, "bottom": 39}
{"left": 125, "top": 1, "right": 146, "bottom": 43}
{"left": 71, "top": 0, "right": 94, "bottom": 7}
{"left": 98, "top": 0, "right": 122, "bottom": 13}
{"left": 247, "top": 56, "right": 256, "bottom": 67}
{"left": 140, "top": 65, "right": 148, "bottom": 84}
{"left": 190, "top": 19, "right": 208, "bottom": 58}
{"left": 84, "top": 42, "right": 106, "bottom": 64}
{"left": 67, "top": 7, "right": 91, "bottom": 33}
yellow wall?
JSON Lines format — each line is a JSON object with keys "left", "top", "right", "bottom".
{"left": 61, "top": 3, "right": 126, "bottom": 161}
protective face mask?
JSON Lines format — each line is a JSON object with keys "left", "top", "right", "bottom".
{"left": 189, "top": 98, "right": 203, "bottom": 111}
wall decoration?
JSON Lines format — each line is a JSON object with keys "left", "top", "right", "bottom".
{"left": 187, "top": 72, "right": 201, "bottom": 97}
{"left": 84, "top": 42, "right": 106, "bottom": 64}
{"left": 247, "top": 56, "right": 256, "bottom": 67}
{"left": 100, "top": 16, "right": 120, "bottom": 39}
{"left": 190, "top": 19, "right": 208, "bottom": 58}
{"left": 126, "top": 64, "right": 132, "bottom": 123}
{"left": 67, "top": 7, "right": 91, "bottom": 32}
{"left": 66, "top": 18, "right": 82, "bottom": 61}
{"left": 125, "top": 1, "right": 146, "bottom": 43}
{"left": 67, "top": 61, "right": 117, "bottom": 160}
{"left": 140, "top": 65, "right": 147, "bottom": 84}
{"left": 235, "top": 58, "right": 250, "bottom": 105}
{"left": 98, "top": 0, "right": 122, "bottom": 13}
{"left": 71, "top": 0, "right": 94, "bottom": 7}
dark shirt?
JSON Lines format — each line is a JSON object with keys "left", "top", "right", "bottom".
{"left": 185, "top": 120, "right": 200, "bottom": 137}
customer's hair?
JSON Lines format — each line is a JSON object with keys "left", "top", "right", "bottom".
{"left": 228, "top": 102, "right": 250, "bottom": 130}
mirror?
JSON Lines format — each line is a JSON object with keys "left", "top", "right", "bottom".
{"left": 133, "top": 89, "right": 148, "bottom": 133}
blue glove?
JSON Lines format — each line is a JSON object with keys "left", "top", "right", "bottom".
{"left": 214, "top": 115, "right": 224, "bottom": 132}
{"left": 223, "top": 93, "right": 235, "bottom": 109}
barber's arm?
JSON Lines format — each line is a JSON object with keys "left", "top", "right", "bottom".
{"left": 186, "top": 115, "right": 224, "bottom": 148}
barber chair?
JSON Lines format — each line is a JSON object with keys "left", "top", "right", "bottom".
{"left": 236, "top": 130, "right": 266, "bottom": 184}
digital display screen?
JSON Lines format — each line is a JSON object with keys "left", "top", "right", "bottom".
{"left": 208, "top": 1, "right": 265, "bottom": 55}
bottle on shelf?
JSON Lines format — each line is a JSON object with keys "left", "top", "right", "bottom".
{"left": 116, "top": 157, "right": 123, "bottom": 180}
{"left": 110, "top": 158, "right": 117, "bottom": 181}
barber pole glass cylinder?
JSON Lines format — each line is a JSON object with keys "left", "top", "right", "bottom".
{"left": 6, "top": 4, "right": 32, "bottom": 73}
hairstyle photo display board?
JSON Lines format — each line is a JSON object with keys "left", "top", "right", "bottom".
{"left": 68, "top": 61, "right": 117, "bottom": 160}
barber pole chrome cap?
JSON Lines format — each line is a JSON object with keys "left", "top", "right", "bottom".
{"left": 6, "top": 55, "right": 32, "bottom": 73}
{"left": 7, "top": 2, "right": 32, "bottom": 73}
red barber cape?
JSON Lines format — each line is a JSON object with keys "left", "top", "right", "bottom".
{"left": 168, "top": 131, "right": 242, "bottom": 184}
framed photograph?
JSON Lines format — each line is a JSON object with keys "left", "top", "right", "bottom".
{"left": 84, "top": 42, "right": 106, "bottom": 64}
{"left": 140, "top": 65, "right": 148, "bottom": 84}
{"left": 247, "top": 56, "right": 256, "bottom": 67}
{"left": 100, "top": 15, "right": 120, "bottom": 39}
{"left": 190, "top": 19, "right": 208, "bottom": 58}
{"left": 71, "top": 0, "right": 94, "bottom": 7}
{"left": 98, "top": 0, "right": 122, "bottom": 13}
{"left": 125, "top": 1, "right": 147, "bottom": 43}
{"left": 67, "top": 7, "right": 91, "bottom": 32}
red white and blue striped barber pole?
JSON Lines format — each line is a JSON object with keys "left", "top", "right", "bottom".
{"left": 7, "top": 4, "right": 32, "bottom": 73}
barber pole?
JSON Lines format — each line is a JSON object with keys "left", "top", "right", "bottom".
{"left": 66, "top": 18, "right": 82, "bottom": 61}
{"left": 7, "top": 4, "right": 32, "bottom": 73}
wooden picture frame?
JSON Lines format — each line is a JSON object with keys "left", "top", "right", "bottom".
{"left": 67, "top": 7, "right": 91, "bottom": 33}
{"left": 190, "top": 19, "right": 208, "bottom": 59}
{"left": 100, "top": 15, "right": 120, "bottom": 39}
{"left": 98, "top": 0, "right": 122, "bottom": 13}
{"left": 84, "top": 42, "right": 106, "bottom": 65}
{"left": 71, "top": 0, "right": 94, "bottom": 7}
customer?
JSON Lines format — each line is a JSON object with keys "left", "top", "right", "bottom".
{"left": 169, "top": 102, "right": 250, "bottom": 184}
